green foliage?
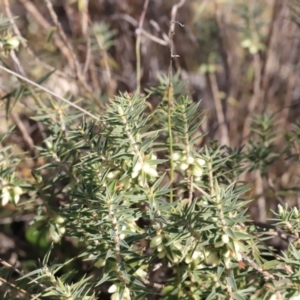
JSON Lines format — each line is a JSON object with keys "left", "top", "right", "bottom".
{"left": 246, "top": 114, "right": 280, "bottom": 173}
{"left": 0, "top": 83, "right": 291, "bottom": 299}
{"left": 3, "top": 3, "right": 300, "bottom": 300}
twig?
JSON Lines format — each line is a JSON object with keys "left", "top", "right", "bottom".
{"left": 83, "top": 34, "right": 92, "bottom": 76}
{"left": 19, "top": 0, "right": 98, "bottom": 103}
{"left": 0, "top": 65, "right": 100, "bottom": 121}
{"left": 167, "top": 0, "right": 186, "bottom": 204}
{"left": 0, "top": 213, "right": 35, "bottom": 224}
{"left": 44, "top": 0, "right": 81, "bottom": 74}
{"left": 4, "top": 0, "right": 70, "bottom": 79}
{"left": 11, "top": 112, "right": 35, "bottom": 156}
{"left": 141, "top": 29, "right": 169, "bottom": 45}
{"left": 135, "top": 0, "right": 150, "bottom": 90}
{"left": 91, "top": 20, "right": 114, "bottom": 98}
{"left": 266, "top": 175, "right": 285, "bottom": 206}
{"left": 18, "top": 0, "right": 74, "bottom": 67}
{"left": 241, "top": 253, "right": 275, "bottom": 280}
{"left": 255, "top": 171, "right": 266, "bottom": 223}
{"left": 242, "top": 53, "right": 262, "bottom": 142}
{"left": 169, "top": 0, "right": 186, "bottom": 57}
{"left": 192, "top": 182, "right": 210, "bottom": 197}
{"left": 3, "top": 1, "right": 26, "bottom": 75}
{"left": 0, "top": 276, "right": 39, "bottom": 300}
{"left": 112, "top": 14, "right": 169, "bottom": 46}
{"left": 182, "top": 103, "right": 193, "bottom": 205}
{"left": 0, "top": 258, "right": 46, "bottom": 291}
{"left": 225, "top": 269, "right": 234, "bottom": 300}
{"left": 209, "top": 71, "right": 229, "bottom": 146}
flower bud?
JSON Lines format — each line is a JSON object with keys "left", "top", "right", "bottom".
{"left": 195, "top": 158, "right": 205, "bottom": 166}
{"left": 157, "top": 244, "right": 164, "bottom": 252}
{"left": 151, "top": 154, "right": 157, "bottom": 160}
{"left": 146, "top": 166, "right": 158, "bottom": 177}
{"left": 150, "top": 235, "right": 162, "bottom": 248}
{"left": 133, "top": 162, "right": 143, "bottom": 173}
{"left": 186, "top": 156, "right": 194, "bottom": 164}
{"left": 185, "top": 255, "right": 193, "bottom": 264}
{"left": 241, "top": 39, "right": 252, "bottom": 48}
{"left": 192, "top": 251, "right": 200, "bottom": 260}
{"left": 94, "top": 258, "right": 105, "bottom": 268}
{"left": 107, "top": 170, "right": 119, "bottom": 179}
{"left": 172, "top": 152, "right": 181, "bottom": 161}
{"left": 179, "top": 162, "right": 189, "bottom": 171}
{"left": 224, "top": 256, "right": 232, "bottom": 269}
{"left": 5, "top": 37, "right": 20, "bottom": 50}
{"left": 117, "top": 105, "right": 124, "bottom": 116}
{"left": 192, "top": 166, "right": 203, "bottom": 177}
{"left": 142, "top": 162, "right": 151, "bottom": 173}
{"left": 222, "top": 234, "right": 230, "bottom": 244}
{"left": 205, "top": 251, "right": 220, "bottom": 266}
{"left": 131, "top": 171, "right": 139, "bottom": 179}
{"left": 55, "top": 216, "right": 65, "bottom": 224}
{"left": 108, "top": 284, "right": 117, "bottom": 293}
{"left": 278, "top": 204, "right": 284, "bottom": 216}
{"left": 58, "top": 227, "right": 66, "bottom": 235}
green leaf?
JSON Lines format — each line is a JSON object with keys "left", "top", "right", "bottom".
{"left": 232, "top": 292, "right": 246, "bottom": 300}
{"left": 95, "top": 274, "right": 112, "bottom": 287}
{"left": 226, "top": 275, "right": 237, "bottom": 291}
{"left": 262, "top": 260, "right": 281, "bottom": 270}
{"left": 46, "top": 26, "right": 56, "bottom": 43}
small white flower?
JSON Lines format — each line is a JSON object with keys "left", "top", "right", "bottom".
{"left": 278, "top": 204, "right": 284, "bottom": 216}
{"left": 5, "top": 37, "right": 20, "bottom": 50}
{"left": 192, "top": 166, "right": 203, "bottom": 177}
{"left": 241, "top": 39, "right": 252, "bottom": 48}
{"left": 195, "top": 158, "right": 205, "bottom": 166}
{"left": 94, "top": 258, "right": 105, "bottom": 268}
{"left": 131, "top": 171, "right": 139, "bottom": 179}
{"left": 142, "top": 163, "right": 151, "bottom": 173}
{"left": 107, "top": 171, "right": 119, "bottom": 179}
{"left": 150, "top": 235, "right": 162, "bottom": 248}
{"left": 171, "top": 152, "right": 181, "bottom": 161}
{"left": 117, "top": 106, "right": 124, "bottom": 116}
{"left": 58, "top": 227, "right": 66, "bottom": 235}
{"left": 150, "top": 154, "right": 157, "bottom": 160}
{"left": 141, "top": 162, "right": 158, "bottom": 177}
{"left": 135, "top": 268, "right": 147, "bottom": 278}
{"left": 1, "top": 185, "right": 23, "bottom": 206}
{"left": 2, "top": 186, "right": 10, "bottom": 206}
{"left": 179, "top": 162, "right": 189, "bottom": 171}
{"left": 224, "top": 256, "right": 232, "bottom": 269}
{"left": 186, "top": 156, "right": 194, "bottom": 164}
{"left": 205, "top": 251, "right": 220, "bottom": 266}
{"left": 147, "top": 167, "right": 158, "bottom": 177}
{"left": 133, "top": 162, "right": 143, "bottom": 173}
{"left": 192, "top": 251, "right": 200, "bottom": 260}
{"left": 55, "top": 216, "right": 65, "bottom": 224}
{"left": 224, "top": 250, "right": 230, "bottom": 258}
{"left": 123, "top": 287, "right": 131, "bottom": 300}
{"left": 185, "top": 255, "right": 193, "bottom": 264}
{"left": 157, "top": 244, "right": 164, "bottom": 252}
{"left": 108, "top": 284, "right": 117, "bottom": 293}
{"left": 222, "top": 234, "right": 230, "bottom": 244}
